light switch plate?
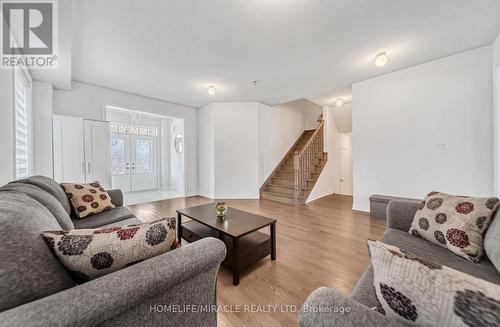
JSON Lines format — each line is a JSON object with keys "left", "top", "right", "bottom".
{"left": 435, "top": 142, "right": 449, "bottom": 151}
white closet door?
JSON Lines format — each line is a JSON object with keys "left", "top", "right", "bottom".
{"left": 53, "top": 115, "right": 85, "bottom": 183}
{"left": 84, "top": 120, "right": 111, "bottom": 189}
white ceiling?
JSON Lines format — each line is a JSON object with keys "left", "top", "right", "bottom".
{"left": 310, "top": 86, "right": 353, "bottom": 107}
{"left": 71, "top": 0, "right": 500, "bottom": 108}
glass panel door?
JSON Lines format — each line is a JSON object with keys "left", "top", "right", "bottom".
{"left": 135, "top": 139, "right": 154, "bottom": 174}
{"left": 131, "top": 135, "right": 158, "bottom": 191}
{"left": 110, "top": 133, "right": 158, "bottom": 192}
{"left": 111, "top": 134, "right": 131, "bottom": 192}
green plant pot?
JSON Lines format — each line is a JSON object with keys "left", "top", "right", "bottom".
{"left": 214, "top": 202, "right": 228, "bottom": 219}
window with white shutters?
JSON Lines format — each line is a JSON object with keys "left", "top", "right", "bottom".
{"left": 14, "top": 69, "right": 32, "bottom": 179}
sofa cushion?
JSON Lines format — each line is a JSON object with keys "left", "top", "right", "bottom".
{"left": 61, "top": 182, "right": 115, "bottom": 218}
{"left": 101, "top": 217, "right": 142, "bottom": 228}
{"left": 42, "top": 217, "right": 179, "bottom": 283}
{"left": 351, "top": 265, "right": 379, "bottom": 308}
{"left": 1, "top": 183, "right": 74, "bottom": 230}
{"left": 0, "top": 190, "right": 74, "bottom": 312}
{"left": 384, "top": 229, "right": 500, "bottom": 285}
{"left": 485, "top": 210, "right": 500, "bottom": 274}
{"left": 351, "top": 228, "right": 500, "bottom": 308}
{"left": 368, "top": 240, "right": 500, "bottom": 326}
{"left": 12, "top": 175, "right": 72, "bottom": 215}
{"left": 409, "top": 192, "right": 498, "bottom": 262}
{"left": 72, "top": 207, "right": 137, "bottom": 229}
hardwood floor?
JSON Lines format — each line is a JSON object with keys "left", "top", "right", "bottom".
{"left": 126, "top": 194, "right": 386, "bottom": 327}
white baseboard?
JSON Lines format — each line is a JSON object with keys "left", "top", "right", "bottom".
{"left": 305, "top": 191, "right": 335, "bottom": 204}
{"left": 186, "top": 193, "right": 260, "bottom": 200}
{"left": 214, "top": 193, "right": 260, "bottom": 200}
{"left": 197, "top": 192, "right": 215, "bottom": 199}
{"left": 352, "top": 203, "right": 370, "bottom": 213}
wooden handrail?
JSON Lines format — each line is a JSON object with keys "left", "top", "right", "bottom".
{"left": 293, "top": 117, "right": 325, "bottom": 195}
{"left": 295, "top": 120, "right": 324, "bottom": 158}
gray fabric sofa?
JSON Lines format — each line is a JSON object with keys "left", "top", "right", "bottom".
{"left": 0, "top": 176, "right": 226, "bottom": 327}
{"left": 299, "top": 199, "right": 500, "bottom": 327}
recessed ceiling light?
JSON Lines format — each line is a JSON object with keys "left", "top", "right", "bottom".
{"left": 375, "top": 52, "right": 388, "bottom": 67}
{"left": 207, "top": 85, "right": 216, "bottom": 95}
{"left": 335, "top": 98, "right": 344, "bottom": 107}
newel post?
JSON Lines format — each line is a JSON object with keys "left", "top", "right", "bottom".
{"left": 293, "top": 151, "right": 301, "bottom": 201}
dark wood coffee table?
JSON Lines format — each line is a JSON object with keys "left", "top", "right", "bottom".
{"left": 176, "top": 203, "right": 277, "bottom": 286}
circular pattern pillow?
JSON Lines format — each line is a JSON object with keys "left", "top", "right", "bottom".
{"left": 409, "top": 192, "right": 499, "bottom": 262}
{"left": 368, "top": 240, "right": 500, "bottom": 326}
{"left": 42, "top": 217, "right": 179, "bottom": 283}
{"left": 61, "top": 182, "right": 116, "bottom": 218}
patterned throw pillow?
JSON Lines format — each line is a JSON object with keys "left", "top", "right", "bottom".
{"left": 42, "top": 217, "right": 179, "bottom": 283}
{"left": 61, "top": 182, "right": 116, "bottom": 218}
{"left": 368, "top": 240, "right": 500, "bottom": 326}
{"left": 409, "top": 192, "right": 498, "bottom": 262}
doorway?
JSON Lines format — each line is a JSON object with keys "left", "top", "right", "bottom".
{"left": 111, "top": 133, "right": 158, "bottom": 192}
{"left": 338, "top": 134, "right": 353, "bottom": 195}
{"left": 105, "top": 106, "right": 186, "bottom": 204}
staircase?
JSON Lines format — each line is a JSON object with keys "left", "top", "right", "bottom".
{"left": 260, "top": 116, "right": 327, "bottom": 205}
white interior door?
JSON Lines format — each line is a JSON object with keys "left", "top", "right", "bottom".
{"left": 111, "top": 134, "right": 131, "bottom": 192}
{"left": 131, "top": 135, "right": 158, "bottom": 191}
{"left": 339, "top": 147, "right": 353, "bottom": 195}
{"left": 53, "top": 115, "right": 85, "bottom": 183}
{"left": 84, "top": 120, "right": 111, "bottom": 189}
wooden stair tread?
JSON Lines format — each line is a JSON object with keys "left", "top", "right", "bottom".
{"left": 261, "top": 190, "right": 295, "bottom": 199}
{"left": 267, "top": 183, "right": 298, "bottom": 190}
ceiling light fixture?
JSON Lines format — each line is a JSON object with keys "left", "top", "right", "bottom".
{"left": 207, "top": 85, "right": 216, "bottom": 95}
{"left": 335, "top": 98, "right": 344, "bottom": 107}
{"left": 374, "top": 52, "right": 388, "bottom": 67}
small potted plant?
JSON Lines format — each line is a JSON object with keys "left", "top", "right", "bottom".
{"left": 214, "top": 202, "right": 228, "bottom": 219}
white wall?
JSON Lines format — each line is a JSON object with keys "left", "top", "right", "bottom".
{"left": 0, "top": 69, "right": 14, "bottom": 185}
{"left": 53, "top": 81, "right": 198, "bottom": 195}
{"left": 198, "top": 104, "right": 215, "bottom": 197}
{"left": 198, "top": 102, "right": 260, "bottom": 198}
{"left": 159, "top": 118, "right": 171, "bottom": 190}
{"left": 352, "top": 46, "right": 494, "bottom": 212}
{"left": 493, "top": 33, "right": 500, "bottom": 197}
{"left": 331, "top": 102, "right": 352, "bottom": 133}
{"left": 213, "top": 103, "right": 260, "bottom": 198}
{"left": 258, "top": 102, "right": 305, "bottom": 184}
{"left": 33, "top": 80, "right": 54, "bottom": 177}
{"left": 169, "top": 118, "right": 185, "bottom": 194}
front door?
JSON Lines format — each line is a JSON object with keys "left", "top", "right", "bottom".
{"left": 111, "top": 134, "right": 158, "bottom": 192}
{"left": 130, "top": 135, "right": 158, "bottom": 191}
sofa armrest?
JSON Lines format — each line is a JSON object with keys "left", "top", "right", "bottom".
{"left": 107, "top": 189, "right": 124, "bottom": 207}
{"left": 299, "top": 287, "right": 401, "bottom": 327}
{"left": 0, "top": 237, "right": 226, "bottom": 327}
{"left": 386, "top": 199, "right": 421, "bottom": 232}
